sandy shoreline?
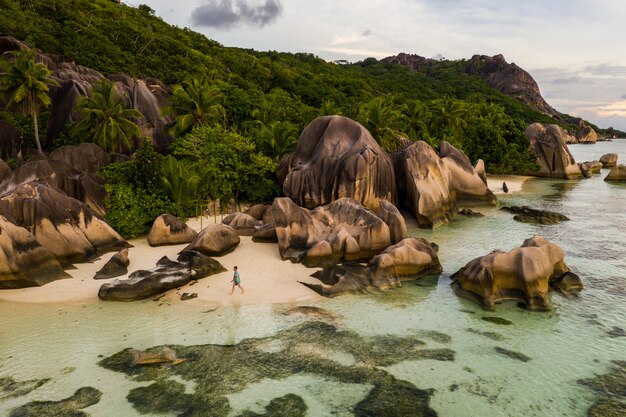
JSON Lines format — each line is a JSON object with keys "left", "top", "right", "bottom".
{"left": 486, "top": 174, "right": 533, "bottom": 194}
{"left": 0, "top": 176, "right": 532, "bottom": 306}
{"left": 0, "top": 225, "right": 322, "bottom": 306}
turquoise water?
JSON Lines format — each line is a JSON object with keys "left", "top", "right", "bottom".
{"left": 1, "top": 142, "right": 625, "bottom": 416}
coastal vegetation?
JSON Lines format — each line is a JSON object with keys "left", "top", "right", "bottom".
{"left": 0, "top": 0, "right": 622, "bottom": 239}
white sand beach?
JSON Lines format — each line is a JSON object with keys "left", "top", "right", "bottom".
{"left": 0, "top": 218, "right": 322, "bottom": 306}
{"left": 487, "top": 174, "right": 533, "bottom": 194}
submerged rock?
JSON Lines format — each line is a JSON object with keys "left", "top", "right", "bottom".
{"left": 148, "top": 214, "right": 197, "bottom": 247}
{"left": 0, "top": 376, "right": 50, "bottom": 400}
{"left": 524, "top": 123, "right": 583, "bottom": 179}
{"left": 280, "top": 116, "right": 396, "bottom": 211}
{"left": 494, "top": 347, "right": 531, "bottom": 362}
{"left": 578, "top": 360, "right": 626, "bottom": 417}
{"left": 451, "top": 235, "right": 581, "bottom": 311}
{"left": 98, "top": 252, "right": 224, "bottom": 301}
{"left": 99, "top": 321, "right": 446, "bottom": 417}
{"left": 604, "top": 164, "right": 626, "bottom": 181}
{"left": 9, "top": 386, "right": 102, "bottom": 417}
{"left": 501, "top": 206, "right": 569, "bottom": 224}
{"left": 459, "top": 208, "right": 484, "bottom": 217}
{"left": 94, "top": 248, "right": 129, "bottom": 280}
{"left": 182, "top": 224, "right": 240, "bottom": 256}
{"left": 237, "top": 394, "right": 307, "bottom": 417}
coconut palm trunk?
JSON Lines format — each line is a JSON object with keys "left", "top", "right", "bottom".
{"left": 32, "top": 109, "right": 42, "bottom": 154}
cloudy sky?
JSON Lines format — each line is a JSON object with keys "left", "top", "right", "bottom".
{"left": 131, "top": 0, "right": 626, "bottom": 130}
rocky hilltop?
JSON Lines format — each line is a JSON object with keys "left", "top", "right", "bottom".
{"left": 383, "top": 53, "right": 557, "bottom": 117}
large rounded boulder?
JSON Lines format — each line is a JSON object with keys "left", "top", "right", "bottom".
{"left": 0, "top": 158, "right": 107, "bottom": 216}
{"left": 280, "top": 116, "right": 396, "bottom": 211}
{"left": 524, "top": 123, "right": 583, "bottom": 179}
{"left": 438, "top": 141, "right": 497, "bottom": 205}
{"left": 48, "top": 143, "right": 111, "bottom": 174}
{"left": 148, "top": 214, "right": 197, "bottom": 246}
{"left": 0, "top": 181, "right": 127, "bottom": 264}
{"left": 450, "top": 235, "right": 582, "bottom": 311}
{"left": 182, "top": 224, "right": 240, "bottom": 256}
{"left": 600, "top": 153, "right": 618, "bottom": 168}
{"left": 0, "top": 215, "right": 70, "bottom": 288}
{"left": 263, "top": 197, "right": 392, "bottom": 267}
{"left": 394, "top": 141, "right": 455, "bottom": 228}
{"left": 222, "top": 212, "right": 262, "bottom": 236}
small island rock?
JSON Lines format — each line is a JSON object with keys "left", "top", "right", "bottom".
{"left": 451, "top": 235, "right": 582, "bottom": 311}
{"left": 599, "top": 153, "right": 618, "bottom": 168}
{"left": 604, "top": 164, "right": 626, "bottom": 181}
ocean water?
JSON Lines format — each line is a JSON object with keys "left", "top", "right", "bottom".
{"left": 0, "top": 142, "right": 625, "bottom": 417}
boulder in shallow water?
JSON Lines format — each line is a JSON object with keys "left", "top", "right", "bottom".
{"left": 599, "top": 153, "right": 618, "bottom": 168}
{"left": 438, "top": 141, "right": 497, "bottom": 205}
{"left": 604, "top": 164, "right": 626, "bottom": 181}
{"left": 148, "top": 214, "right": 197, "bottom": 247}
{"left": 459, "top": 208, "right": 484, "bottom": 217}
{"left": 280, "top": 116, "right": 396, "bottom": 211}
{"left": 451, "top": 235, "right": 581, "bottom": 311}
{"left": 0, "top": 215, "right": 70, "bottom": 289}
{"left": 182, "top": 224, "right": 240, "bottom": 256}
{"left": 524, "top": 123, "right": 583, "bottom": 179}
{"left": 303, "top": 237, "right": 441, "bottom": 296}
{"left": 94, "top": 249, "right": 129, "bottom": 280}
{"left": 394, "top": 140, "right": 496, "bottom": 228}
{"left": 394, "top": 141, "right": 455, "bottom": 228}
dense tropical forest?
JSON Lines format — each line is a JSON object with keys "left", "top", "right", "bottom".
{"left": 0, "top": 0, "right": 621, "bottom": 237}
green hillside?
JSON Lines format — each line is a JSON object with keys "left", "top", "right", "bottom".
{"left": 0, "top": 0, "right": 596, "bottom": 237}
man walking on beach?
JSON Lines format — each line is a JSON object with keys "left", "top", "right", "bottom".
{"left": 229, "top": 266, "right": 244, "bottom": 295}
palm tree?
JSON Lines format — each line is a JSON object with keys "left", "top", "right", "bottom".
{"left": 319, "top": 99, "right": 342, "bottom": 116}
{"left": 0, "top": 48, "right": 59, "bottom": 154}
{"left": 358, "top": 96, "right": 407, "bottom": 152}
{"left": 164, "top": 77, "right": 225, "bottom": 137}
{"left": 72, "top": 79, "right": 143, "bottom": 153}
{"left": 428, "top": 96, "right": 468, "bottom": 138}
{"left": 402, "top": 100, "right": 431, "bottom": 142}
{"left": 161, "top": 155, "right": 211, "bottom": 208}
{"left": 258, "top": 121, "right": 298, "bottom": 160}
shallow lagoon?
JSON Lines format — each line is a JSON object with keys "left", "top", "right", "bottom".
{"left": 1, "top": 142, "right": 625, "bottom": 416}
